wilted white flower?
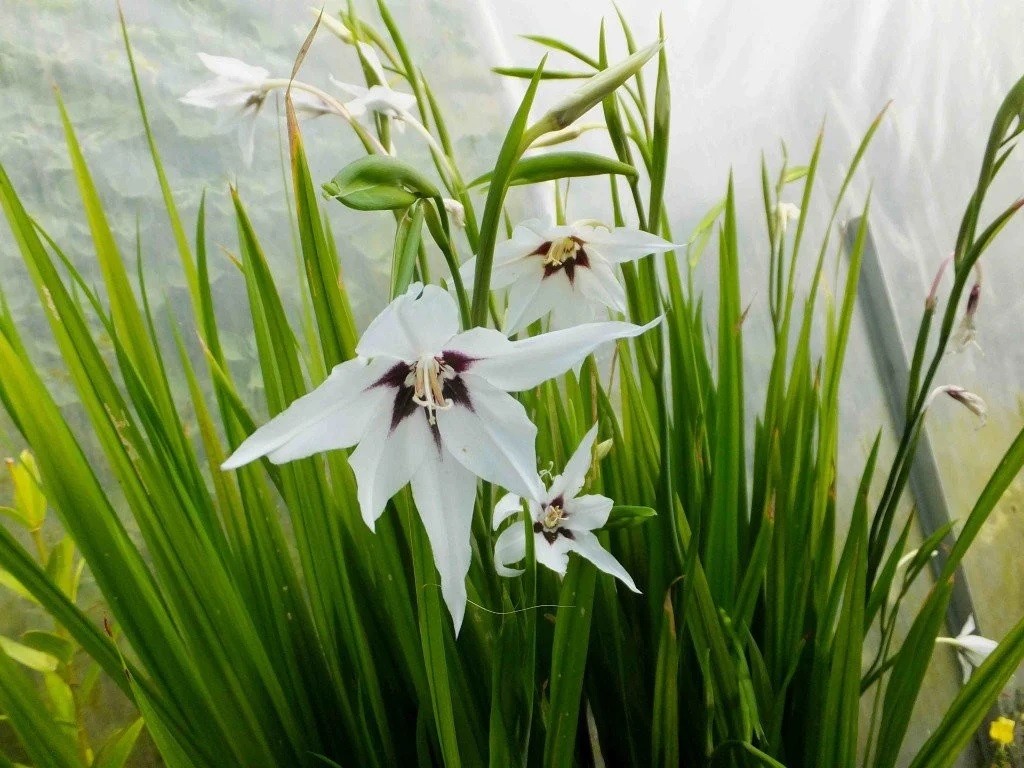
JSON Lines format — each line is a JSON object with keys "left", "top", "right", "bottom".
{"left": 775, "top": 202, "right": 801, "bottom": 235}
{"left": 935, "top": 615, "right": 998, "bottom": 683}
{"left": 223, "top": 283, "right": 659, "bottom": 631}
{"left": 925, "top": 385, "right": 988, "bottom": 427}
{"left": 951, "top": 280, "right": 982, "bottom": 353}
{"left": 462, "top": 219, "right": 675, "bottom": 334}
{"left": 331, "top": 43, "right": 417, "bottom": 129}
{"left": 492, "top": 424, "right": 639, "bottom": 592}
{"left": 442, "top": 198, "right": 466, "bottom": 228}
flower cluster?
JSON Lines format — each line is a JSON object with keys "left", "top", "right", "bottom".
{"left": 224, "top": 283, "right": 659, "bottom": 631}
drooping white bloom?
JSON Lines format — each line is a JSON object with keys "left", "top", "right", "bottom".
{"left": 935, "top": 615, "right": 998, "bottom": 683}
{"left": 951, "top": 280, "right": 982, "bottom": 353}
{"left": 492, "top": 424, "right": 639, "bottom": 592}
{"left": 462, "top": 219, "right": 674, "bottom": 335}
{"left": 775, "top": 202, "right": 801, "bottom": 235}
{"left": 181, "top": 54, "right": 273, "bottom": 165}
{"left": 181, "top": 53, "right": 338, "bottom": 164}
{"left": 223, "top": 284, "right": 659, "bottom": 631}
{"left": 331, "top": 43, "right": 417, "bottom": 129}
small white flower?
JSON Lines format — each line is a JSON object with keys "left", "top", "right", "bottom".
{"left": 462, "top": 219, "right": 675, "bottom": 334}
{"left": 331, "top": 44, "right": 417, "bottom": 129}
{"left": 775, "top": 202, "right": 801, "bottom": 235}
{"left": 492, "top": 424, "right": 639, "bottom": 592}
{"left": 935, "top": 615, "right": 998, "bottom": 683}
{"left": 223, "top": 284, "right": 659, "bottom": 631}
{"left": 181, "top": 53, "right": 273, "bottom": 165}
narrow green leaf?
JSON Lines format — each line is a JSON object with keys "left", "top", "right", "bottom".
{"left": 469, "top": 151, "right": 636, "bottom": 188}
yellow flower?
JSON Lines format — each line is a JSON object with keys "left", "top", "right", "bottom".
{"left": 989, "top": 716, "right": 1015, "bottom": 747}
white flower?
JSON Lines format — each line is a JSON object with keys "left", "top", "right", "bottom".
{"left": 935, "top": 615, "right": 998, "bottom": 683}
{"left": 442, "top": 198, "right": 466, "bottom": 228}
{"left": 331, "top": 44, "right": 417, "bottom": 129}
{"left": 491, "top": 424, "right": 639, "bottom": 592}
{"left": 775, "top": 202, "right": 801, "bottom": 235}
{"left": 223, "top": 284, "right": 659, "bottom": 631}
{"left": 181, "top": 54, "right": 273, "bottom": 165}
{"left": 462, "top": 219, "right": 675, "bottom": 334}
{"left": 951, "top": 281, "right": 982, "bottom": 353}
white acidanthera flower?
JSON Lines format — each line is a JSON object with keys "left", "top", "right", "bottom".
{"left": 935, "top": 614, "right": 998, "bottom": 683}
{"left": 462, "top": 219, "right": 675, "bottom": 335}
{"left": 775, "top": 202, "right": 801, "bottom": 235}
{"left": 223, "top": 283, "right": 659, "bottom": 631}
{"left": 182, "top": 53, "right": 334, "bottom": 164}
{"left": 330, "top": 43, "right": 417, "bottom": 129}
{"left": 925, "top": 384, "right": 988, "bottom": 426}
{"left": 491, "top": 424, "right": 639, "bottom": 592}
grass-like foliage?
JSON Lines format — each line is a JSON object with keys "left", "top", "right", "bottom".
{"left": 0, "top": 5, "right": 1023, "bottom": 767}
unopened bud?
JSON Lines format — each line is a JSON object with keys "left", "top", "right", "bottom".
{"left": 535, "top": 41, "right": 662, "bottom": 134}
{"left": 595, "top": 438, "right": 614, "bottom": 461}
{"left": 530, "top": 122, "right": 605, "bottom": 148}
{"left": 313, "top": 8, "right": 353, "bottom": 44}
{"left": 442, "top": 198, "right": 466, "bottom": 228}
{"left": 775, "top": 202, "right": 800, "bottom": 235}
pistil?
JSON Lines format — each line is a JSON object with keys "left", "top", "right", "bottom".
{"left": 411, "top": 355, "right": 455, "bottom": 425}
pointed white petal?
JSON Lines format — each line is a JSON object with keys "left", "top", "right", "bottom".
{"left": 493, "top": 492, "right": 523, "bottom": 529}
{"left": 357, "top": 42, "right": 390, "bottom": 85}
{"left": 436, "top": 374, "right": 543, "bottom": 499}
{"left": 535, "top": 535, "right": 572, "bottom": 576}
{"left": 504, "top": 269, "right": 564, "bottom": 335}
{"left": 181, "top": 81, "right": 252, "bottom": 109}
{"left": 362, "top": 86, "right": 417, "bottom": 115}
{"left": 357, "top": 283, "right": 459, "bottom": 360}
{"left": 567, "top": 531, "right": 639, "bottom": 592}
{"left": 548, "top": 424, "right": 599, "bottom": 501}
{"left": 960, "top": 614, "right": 977, "bottom": 637}
{"left": 574, "top": 258, "right": 627, "bottom": 314}
{"left": 222, "top": 358, "right": 388, "bottom": 469}
{"left": 494, "top": 524, "right": 527, "bottom": 577}
{"left": 581, "top": 226, "right": 675, "bottom": 264}
{"left": 197, "top": 53, "right": 269, "bottom": 84}
{"left": 563, "top": 494, "right": 613, "bottom": 532}
{"left": 329, "top": 75, "right": 369, "bottom": 99}
{"left": 471, "top": 316, "right": 662, "bottom": 392}
{"left": 410, "top": 447, "right": 478, "bottom": 634}
{"left": 349, "top": 410, "right": 431, "bottom": 529}
{"left": 546, "top": 290, "right": 600, "bottom": 331}
{"left": 238, "top": 116, "right": 258, "bottom": 167}
{"left": 443, "top": 327, "right": 513, "bottom": 362}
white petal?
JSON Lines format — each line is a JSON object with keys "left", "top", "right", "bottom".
{"left": 535, "top": 534, "right": 572, "bottom": 576}
{"left": 574, "top": 258, "right": 627, "bottom": 314}
{"left": 567, "top": 531, "right": 639, "bottom": 592}
{"left": 562, "top": 494, "right": 613, "bottom": 532}
{"left": 505, "top": 269, "right": 567, "bottom": 335}
{"left": 548, "top": 424, "right": 600, "bottom": 501}
{"left": 238, "top": 116, "right": 258, "bottom": 167}
{"left": 435, "top": 374, "right": 544, "bottom": 499}
{"left": 493, "top": 524, "right": 527, "bottom": 577}
{"left": 410, "top": 447, "right": 478, "bottom": 634}
{"left": 493, "top": 492, "right": 523, "bottom": 529}
{"left": 181, "top": 81, "right": 253, "bottom": 109}
{"left": 349, "top": 410, "right": 432, "bottom": 529}
{"left": 361, "top": 86, "right": 417, "bottom": 116}
{"left": 329, "top": 76, "right": 369, "bottom": 100}
{"left": 357, "top": 42, "right": 390, "bottom": 85}
{"left": 580, "top": 226, "right": 675, "bottom": 264}
{"left": 357, "top": 283, "right": 459, "bottom": 361}
{"left": 443, "top": 326, "right": 513, "bottom": 361}
{"left": 222, "top": 358, "right": 388, "bottom": 469}
{"left": 960, "top": 614, "right": 977, "bottom": 637}
{"left": 471, "top": 317, "right": 662, "bottom": 392}
{"left": 197, "top": 53, "right": 269, "bottom": 84}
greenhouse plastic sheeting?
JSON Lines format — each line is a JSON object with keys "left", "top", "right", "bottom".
{"left": 2, "top": 0, "right": 1023, "bottom": 764}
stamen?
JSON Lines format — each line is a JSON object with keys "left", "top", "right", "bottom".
{"left": 542, "top": 504, "right": 565, "bottom": 531}
{"left": 543, "top": 237, "right": 581, "bottom": 268}
{"left": 410, "top": 355, "right": 454, "bottom": 425}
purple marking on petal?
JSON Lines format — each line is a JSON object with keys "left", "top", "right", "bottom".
{"left": 550, "top": 495, "right": 564, "bottom": 509}
{"left": 372, "top": 361, "right": 411, "bottom": 390}
{"left": 442, "top": 350, "right": 478, "bottom": 373}
{"left": 531, "top": 241, "right": 552, "bottom": 257}
{"left": 389, "top": 386, "right": 419, "bottom": 433}
{"left": 445, "top": 376, "right": 474, "bottom": 411}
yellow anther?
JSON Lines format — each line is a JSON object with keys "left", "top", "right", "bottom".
{"left": 544, "top": 237, "right": 580, "bottom": 268}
